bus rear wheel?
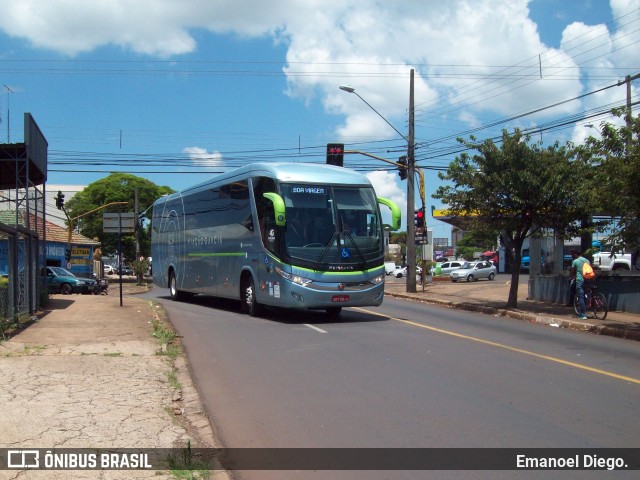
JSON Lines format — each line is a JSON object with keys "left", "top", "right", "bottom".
{"left": 242, "top": 275, "right": 262, "bottom": 317}
{"left": 169, "top": 271, "right": 186, "bottom": 301}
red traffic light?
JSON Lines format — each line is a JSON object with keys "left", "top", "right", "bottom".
{"left": 414, "top": 209, "right": 425, "bottom": 228}
{"left": 326, "top": 143, "right": 344, "bottom": 167}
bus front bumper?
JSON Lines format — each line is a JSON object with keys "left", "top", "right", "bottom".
{"left": 285, "top": 280, "right": 385, "bottom": 309}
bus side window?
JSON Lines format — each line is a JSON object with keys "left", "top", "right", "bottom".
{"left": 223, "top": 180, "right": 253, "bottom": 232}
{"left": 253, "top": 177, "right": 278, "bottom": 252}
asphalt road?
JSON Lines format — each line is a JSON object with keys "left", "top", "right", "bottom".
{"left": 143, "top": 288, "right": 640, "bottom": 480}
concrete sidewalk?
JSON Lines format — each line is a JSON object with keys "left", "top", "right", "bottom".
{"left": 385, "top": 276, "right": 640, "bottom": 341}
{"left": 0, "top": 284, "right": 228, "bottom": 480}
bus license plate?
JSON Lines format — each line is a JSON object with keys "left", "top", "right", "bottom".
{"left": 332, "top": 295, "right": 349, "bottom": 303}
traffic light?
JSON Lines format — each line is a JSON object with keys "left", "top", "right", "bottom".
{"left": 55, "top": 190, "right": 65, "bottom": 210}
{"left": 65, "top": 248, "right": 72, "bottom": 261}
{"left": 326, "top": 143, "right": 344, "bottom": 167}
{"left": 397, "top": 156, "right": 407, "bottom": 180}
{"left": 414, "top": 208, "right": 425, "bottom": 229}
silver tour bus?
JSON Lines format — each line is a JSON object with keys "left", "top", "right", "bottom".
{"left": 151, "top": 163, "right": 401, "bottom": 318}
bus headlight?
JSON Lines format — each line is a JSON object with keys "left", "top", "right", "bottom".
{"left": 275, "top": 267, "right": 313, "bottom": 286}
{"left": 371, "top": 275, "right": 384, "bottom": 285}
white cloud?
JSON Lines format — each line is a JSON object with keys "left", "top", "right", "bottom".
{"left": 0, "top": 0, "right": 306, "bottom": 56}
{"left": 365, "top": 170, "right": 407, "bottom": 228}
{"left": 0, "top": 0, "right": 633, "bottom": 143}
{"left": 559, "top": 1, "right": 639, "bottom": 144}
{"left": 183, "top": 146, "right": 223, "bottom": 167}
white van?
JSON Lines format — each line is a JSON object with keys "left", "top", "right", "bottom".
{"left": 385, "top": 262, "right": 398, "bottom": 275}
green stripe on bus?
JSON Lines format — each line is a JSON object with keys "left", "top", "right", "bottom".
{"left": 187, "top": 252, "right": 246, "bottom": 257}
{"left": 264, "top": 254, "right": 383, "bottom": 276}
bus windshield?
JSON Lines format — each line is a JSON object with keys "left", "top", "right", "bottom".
{"left": 279, "top": 183, "right": 382, "bottom": 270}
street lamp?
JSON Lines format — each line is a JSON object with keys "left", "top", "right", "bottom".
{"left": 339, "top": 70, "right": 417, "bottom": 292}
{"left": 339, "top": 85, "right": 410, "bottom": 143}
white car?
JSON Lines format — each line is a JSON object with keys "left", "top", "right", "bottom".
{"left": 450, "top": 261, "right": 497, "bottom": 282}
{"left": 438, "top": 261, "right": 464, "bottom": 275}
{"left": 391, "top": 265, "right": 422, "bottom": 278}
{"left": 103, "top": 264, "right": 116, "bottom": 275}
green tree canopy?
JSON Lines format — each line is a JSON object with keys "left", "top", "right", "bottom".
{"left": 65, "top": 173, "right": 174, "bottom": 262}
{"left": 433, "top": 129, "right": 591, "bottom": 307}
{"left": 455, "top": 227, "right": 500, "bottom": 260}
{"left": 577, "top": 109, "right": 640, "bottom": 253}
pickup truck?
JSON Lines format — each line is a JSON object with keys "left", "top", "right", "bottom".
{"left": 592, "top": 251, "right": 632, "bottom": 271}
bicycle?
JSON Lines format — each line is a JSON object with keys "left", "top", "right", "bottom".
{"left": 573, "top": 282, "right": 608, "bottom": 320}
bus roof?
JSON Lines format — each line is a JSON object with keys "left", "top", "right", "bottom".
{"left": 169, "top": 162, "right": 373, "bottom": 198}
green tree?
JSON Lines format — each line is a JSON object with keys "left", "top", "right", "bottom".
{"left": 65, "top": 173, "right": 174, "bottom": 262}
{"left": 390, "top": 231, "right": 407, "bottom": 246}
{"left": 433, "top": 129, "right": 590, "bottom": 307}
{"left": 577, "top": 109, "right": 640, "bottom": 254}
{"left": 455, "top": 227, "right": 500, "bottom": 260}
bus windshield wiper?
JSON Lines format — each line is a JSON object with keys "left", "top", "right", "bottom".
{"left": 313, "top": 231, "right": 339, "bottom": 271}
{"left": 343, "top": 231, "right": 367, "bottom": 270}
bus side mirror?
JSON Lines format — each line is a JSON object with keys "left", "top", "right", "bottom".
{"left": 263, "top": 192, "right": 286, "bottom": 227}
{"left": 377, "top": 197, "right": 401, "bottom": 231}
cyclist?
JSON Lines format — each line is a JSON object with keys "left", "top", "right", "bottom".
{"left": 570, "top": 249, "right": 591, "bottom": 320}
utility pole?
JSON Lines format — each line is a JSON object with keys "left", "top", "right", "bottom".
{"left": 135, "top": 187, "right": 140, "bottom": 261}
{"left": 338, "top": 69, "right": 418, "bottom": 293}
{"left": 406, "top": 69, "right": 417, "bottom": 293}
{"left": 134, "top": 187, "right": 143, "bottom": 284}
{"left": 618, "top": 73, "right": 640, "bottom": 154}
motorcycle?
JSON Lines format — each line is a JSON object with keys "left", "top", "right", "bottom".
{"left": 93, "top": 278, "right": 109, "bottom": 295}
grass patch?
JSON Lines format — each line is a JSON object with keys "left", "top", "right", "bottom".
{"left": 168, "top": 441, "right": 212, "bottom": 479}
{"left": 167, "top": 369, "right": 182, "bottom": 391}
{"left": 150, "top": 302, "right": 181, "bottom": 359}
{"left": 24, "top": 344, "right": 46, "bottom": 355}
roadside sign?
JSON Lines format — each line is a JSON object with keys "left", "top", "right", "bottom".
{"left": 415, "top": 227, "right": 428, "bottom": 245}
{"left": 103, "top": 213, "right": 135, "bottom": 233}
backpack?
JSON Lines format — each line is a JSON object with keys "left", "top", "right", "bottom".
{"left": 582, "top": 261, "right": 596, "bottom": 281}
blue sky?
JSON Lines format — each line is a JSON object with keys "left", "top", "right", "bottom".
{"left": 0, "top": 0, "right": 637, "bottom": 238}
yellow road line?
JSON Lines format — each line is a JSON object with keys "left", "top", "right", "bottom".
{"left": 353, "top": 307, "right": 640, "bottom": 385}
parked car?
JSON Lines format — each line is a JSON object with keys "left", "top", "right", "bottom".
{"left": 117, "top": 265, "right": 134, "bottom": 276}
{"left": 391, "top": 265, "right": 422, "bottom": 278}
{"left": 438, "top": 260, "right": 464, "bottom": 275}
{"left": 449, "top": 261, "right": 497, "bottom": 282}
{"left": 45, "top": 266, "right": 98, "bottom": 294}
{"left": 384, "top": 262, "right": 399, "bottom": 275}
{"left": 103, "top": 264, "right": 116, "bottom": 275}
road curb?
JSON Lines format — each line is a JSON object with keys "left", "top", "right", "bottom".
{"left": 386, "top": 292, "right": 640, "bottom": 341}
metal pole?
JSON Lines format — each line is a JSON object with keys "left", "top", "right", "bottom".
{"left": 118, "top": 214, "right": 123, "bottom": 307}
{"left": 618, "top": 73, "right": 639, "bottom": 155}
{"left": 406, "top": 69, "right": 417, "bottom": 293}
{"left": 135, "top": 188, "right": 141, "bottom": 284}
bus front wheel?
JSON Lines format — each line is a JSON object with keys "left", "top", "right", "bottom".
{"left": 242, "top": 275, "right": 262, "bottom": 317}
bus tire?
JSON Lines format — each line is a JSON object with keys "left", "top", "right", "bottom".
{"left": 242, "top": 275, "right": 262, "bottom": 317}
{"left": 169, "top": 271, "right": 182, "bottom": 301}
